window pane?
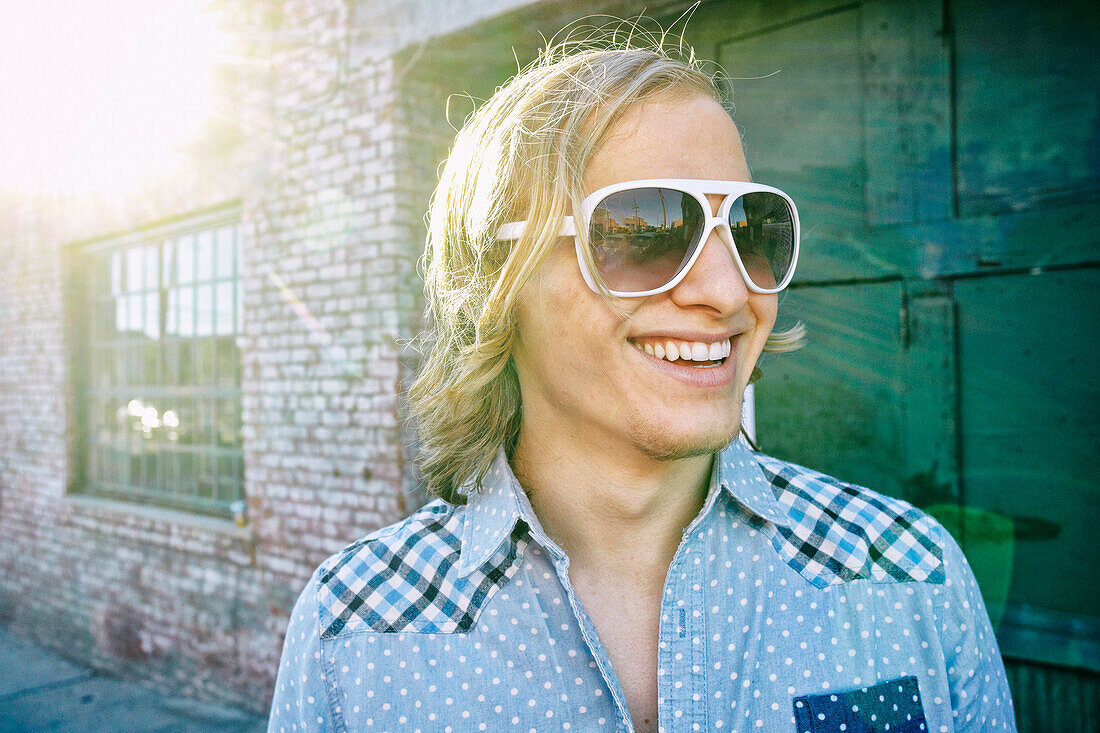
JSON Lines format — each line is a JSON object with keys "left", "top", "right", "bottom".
{"left": 216, "top": 398, "right": 240, "bottom": 448}
{"left": 128, "top": 444, "right": 142, "bottom": 491}
{"left": 87, "top": 441, "right": 101, "bottom": 484}
{"left": 196, "top": 453, "right": 214, "bottom": 500}
{"left": 116, "top": 347, "right": 131, "bottom": 387}
{"left": 215, "top": 282, "right": 234, "bottom": 336}
{"left": 196, "top": 338, "right": 215, "bottom": 386}
{"left": 127, "top": 294, "right": 142, "bottom": 336}
{"left": 143, "top": 340, "right": 157, "bottom": 388}
{"left": 93, "top": 398, "right": 110, "bottom": 444}
{"left": 111, "top": 251, "right": 122, "bottom": 296}
{"left": 178, "top": 287, "right": 194, "bottom": 337}
{"left": 111, "top": 446, "right": 129, "bottom": 487}
{"left": 145, "top": 292, "right": 159, "bottom": 340}
{"left": 161, "top": 340, "right": 180, "bottom": 386}
{"left": 138, "top": 440, "right": 156, "bottom": 491}
{"left": 216, "top": 454, "right": 239, "bottom": 502}
{"left": 95, "top": 445, "right": 109, "bottom": 486}
{"left": 196, "top": 283, "right": 214, "bottom": 336}
{"left": 178, "top": 235, "right": 194, "bottom": 284}
{"left": 178, "top": 340, "right": 194, "bottom": 386}
{"left": 161, "top": 450, "right": 180, "bottom": 495}
{"left": 95, "top": 254, "right": 110, "bottom": 295}
{"left": 94, "top": 301, "right": 110, "bottom": 342}
{"left": 112, "top": 400, "right": 129, "bottom": 442}
{"left": 162, "top": 403, "right": 182, "bottom": 444}
{"left": 165, "top": 289, "right": 178, "bottom": 337}
{"left": 178, "top": 449, "right": 195, "bottom": 493}
{"left": 216, "top": 336, "right": 239, "bottom": 389}
{"left": 128, "top": 344, "right": 145, "bottom": 386}
{"left": 115, "top": 295, "right": 127, "bottom": 333}
{"left": 216, "top": 227, "right": 235, "bottom": 279}
{"left": 196, "top": 398, "right": 214, "bottom": 446}
{"left": 144, "top": 245, "right": 158, "bottom": 290}
{"left": 126, "top": 247, "right": 143, "bottom": 293}
{"left": 161, "top": 240, "right": 175, "bottom": 287}
{"left": 176, "top": 399, "right": 196, "bottom": 444}
{"left": 196, "top": 231, "right": 214, "bottom": 282}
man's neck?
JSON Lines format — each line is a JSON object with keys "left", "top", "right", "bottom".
{"left": 510, "top": 428, "right": 715, "bottom": 585}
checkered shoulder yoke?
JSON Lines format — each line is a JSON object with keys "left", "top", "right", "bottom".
{"left": 754, "top": 454, "right": 946, "bottom": 589}
{"left": 317, "top": 501, "right": 529, "bottom": 638}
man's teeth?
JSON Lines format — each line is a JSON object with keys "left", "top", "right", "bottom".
{"left": 637, "top": 338, "right": 731, "bottom": 363}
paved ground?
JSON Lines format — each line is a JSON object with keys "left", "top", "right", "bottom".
{"left": 0, "top": 626, "right": 266, "bottom": 733}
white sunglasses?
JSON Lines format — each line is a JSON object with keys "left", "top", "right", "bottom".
{"left": 497, "top": 179, "right": 800, "bottom": 296}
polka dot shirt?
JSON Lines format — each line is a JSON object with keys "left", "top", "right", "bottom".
{"left": 268, "top": 439, "right": 1016, "bottom": 732}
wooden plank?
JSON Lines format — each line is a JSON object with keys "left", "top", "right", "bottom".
{"left": 688, "top": 0, "right": 858, "bottom": 56}
{"left": 1004, "top": 657, "right": 1100, "bottom": 733}
{"left": 902, "top": 286, "right": 959, "bottom": 507}
{"left": 953, "top": 0, "right": 1100, "bottom": 218}
{"left": 861, "top": 0, "right": 952, "bottom": 225}
{"left": 717, "top": 7, "right": 872, "bottom": 281}
{"left": 955, "top": 269, "right": 1100, "bottom": 621}
{"left": 755, "top": 281, "right": 908, "bottom": 497}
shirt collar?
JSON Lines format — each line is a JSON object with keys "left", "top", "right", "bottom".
{"left": 454, "top": 439, "right": 793, "bottom": 577}
{"left": 455, "top": 447, "right": 550, "bottom": 577}
{"left": 713, "top": 438, "right": 794, "bottom": 529}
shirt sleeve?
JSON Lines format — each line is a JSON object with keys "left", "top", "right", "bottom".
{"left": 934, "top": 523, "right": 1018, "bottom": 732}
{"left": 268, "top": 567, "right": 338, "bottom": 733}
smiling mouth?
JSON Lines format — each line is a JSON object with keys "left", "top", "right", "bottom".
{"left": 630, "top": 337, "right": 731, "bottom": 368}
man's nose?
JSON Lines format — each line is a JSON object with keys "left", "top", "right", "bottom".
{"left": 666, "top": 222, "right": 750, "bottom": 315}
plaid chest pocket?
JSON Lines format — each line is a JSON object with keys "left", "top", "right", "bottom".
{"left": 793, "top": 676, "right": 927, "bottom": 733}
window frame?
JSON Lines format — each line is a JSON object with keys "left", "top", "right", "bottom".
{"left": 68, "top": 203, "right": 245, "bottom": 519}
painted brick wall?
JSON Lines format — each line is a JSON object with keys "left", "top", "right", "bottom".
{"left": 0, "top": 0, "right": 554, "bottom": 711}
{"left": 0, "top": 0, "right": 675, "bottom": 714}
{"left": 0, "top": 181, "right": 277, "bottom": 710}
{"left": 243, "top": 4, "right": 410, "bottom": 588}
{"left": 0, "top": 0, "right": 406, "bottom": 713}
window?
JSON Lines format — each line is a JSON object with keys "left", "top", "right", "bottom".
{"left": 73, "top": 206, "right": 244, "bottom": 518}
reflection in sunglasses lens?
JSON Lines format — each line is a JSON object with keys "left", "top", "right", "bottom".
{"left": 588, "top": 187, "right": 795, "bottom": 292}
{"left": 589, "top": 188, "right": 704, "bottom": 293}
{"left": 729, "top": 192, "right": 794, "bottom": 290}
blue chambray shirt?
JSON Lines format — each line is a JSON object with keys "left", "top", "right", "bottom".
{"left": 269, "top": 439, "right": 1016, "bottom": 732}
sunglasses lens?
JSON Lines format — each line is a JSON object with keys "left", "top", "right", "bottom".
{"left": 589, "top": 188, "right": 704, "bottom": 292}
{"left": 727, "top": 192, "right": 795, "bottom": 290}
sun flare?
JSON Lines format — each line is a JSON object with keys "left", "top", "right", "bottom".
{"left": 0, "top": 0, "right": 224, "bottom": 193}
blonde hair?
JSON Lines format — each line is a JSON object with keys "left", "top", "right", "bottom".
{"left": 408, "top": 34, "right": 802, "bottom": 503}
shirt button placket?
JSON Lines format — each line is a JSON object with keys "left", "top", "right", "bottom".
{"left": 660, "top": 528, "right": 707, "bottom": 732}
{"left": 658, "top": 562, "right": 681, "bottom": 732}
{"left": 686, "top": 530, "right": 707, "bottom": 732}
{"left": 552, "top": 556, "right": 634, "bottom": 732}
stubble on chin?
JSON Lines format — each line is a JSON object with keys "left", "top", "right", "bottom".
{"left": 625, "top": 393, "right": 745, "bottom": 462}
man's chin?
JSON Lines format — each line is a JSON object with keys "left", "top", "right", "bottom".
{"left": 629, "top": 420, "right": 742, "bottom": 463}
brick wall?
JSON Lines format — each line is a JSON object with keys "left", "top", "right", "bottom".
{"left": 0, "top": 0, "right": 553, "bottom": 713}
{"left": 0, "top": 180, "right": 275, "bottom": 710}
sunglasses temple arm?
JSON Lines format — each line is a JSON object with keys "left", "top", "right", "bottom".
{"left": 495, "top": 216, "right": 577, "bottom": 241}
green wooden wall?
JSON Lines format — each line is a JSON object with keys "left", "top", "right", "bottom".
{"left": 682, "top": 0, "right": 1099, "bottom": 682}
{"left": 412, "top": 0, "right": 1100, "bottom": 726}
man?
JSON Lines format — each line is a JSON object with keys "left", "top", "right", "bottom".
{"left": 270, "top": 40, "right": 1015, "bottom": 732}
